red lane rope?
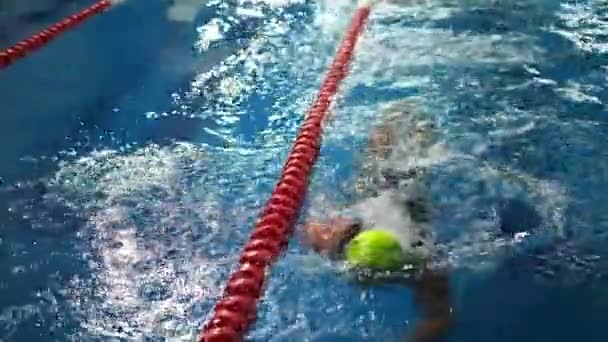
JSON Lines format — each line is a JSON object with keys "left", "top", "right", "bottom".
{"left": 0, "top": 0, "right": 113, "bottom": 70}
{"left": 200, "top": 6, "right": 371, "bottom": 342}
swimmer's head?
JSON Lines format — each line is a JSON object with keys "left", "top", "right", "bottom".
{"left": 345, "top": 229, "right": 424, "bottom": 271}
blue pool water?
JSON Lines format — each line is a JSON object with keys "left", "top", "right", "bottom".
{"left": 1, "top": 0, "right": 608, "bottom": 340}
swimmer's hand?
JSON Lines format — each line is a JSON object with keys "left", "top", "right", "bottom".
{"left": 303, "top": 217, "right": 360, "bottom": 258}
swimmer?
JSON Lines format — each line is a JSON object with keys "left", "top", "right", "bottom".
{"left": 302, "top": 101, "right": 451, "bottom": 341}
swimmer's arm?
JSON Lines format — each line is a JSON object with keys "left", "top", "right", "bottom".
{"left": 353, "top": 116, "right": 400, "bottom": 196}
{"left": 367, "top": 117, "right": 398, "bottom": 158}
{"left": 302, "top": 217, "right": 361, "bottom": 258}
{"left": 406, "top": 270, "right": 452, "bottom": 342}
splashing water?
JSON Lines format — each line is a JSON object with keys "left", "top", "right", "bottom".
{"left": 12, "top": 141, "right": 288, "bottom": 340}
{"left": 2, "top": 0, "right": 608, "bottom": 340}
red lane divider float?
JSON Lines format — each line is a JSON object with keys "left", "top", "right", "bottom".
{"left": 0, "top": 0, "right": 113, "bottom": 70}
{"left": 200, "top": 6, "right": 371, "bottom": 342}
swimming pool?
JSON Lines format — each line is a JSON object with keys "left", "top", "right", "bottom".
{"left": 1, "top": 0, "right": 608, "bottom": 340}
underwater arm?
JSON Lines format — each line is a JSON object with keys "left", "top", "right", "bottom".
{"left": 406, "top": 270, "right": 452, "bottom": 342}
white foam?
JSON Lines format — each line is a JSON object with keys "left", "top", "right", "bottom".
{"left": 195, "top": 18, "right": 228, "bottom": 52}
{"left": 43, "top": 141, "right": 292, "bottom": 338}
{"left": 550, "top": 2, "right": 608, "bottom": 54}
{"left": 556, "top": 80, "right": 603, "bottom": 104}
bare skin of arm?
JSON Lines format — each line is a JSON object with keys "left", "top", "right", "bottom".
{"left": 303, "top": 217, "right": 360, "bottom": 258}
{"left": 303, "top": 109, "right": 452, "bottom": 341}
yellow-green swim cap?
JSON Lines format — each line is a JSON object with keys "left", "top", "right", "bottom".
{"left": 345, "top": 229, "right": 406, "bottom": 271}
